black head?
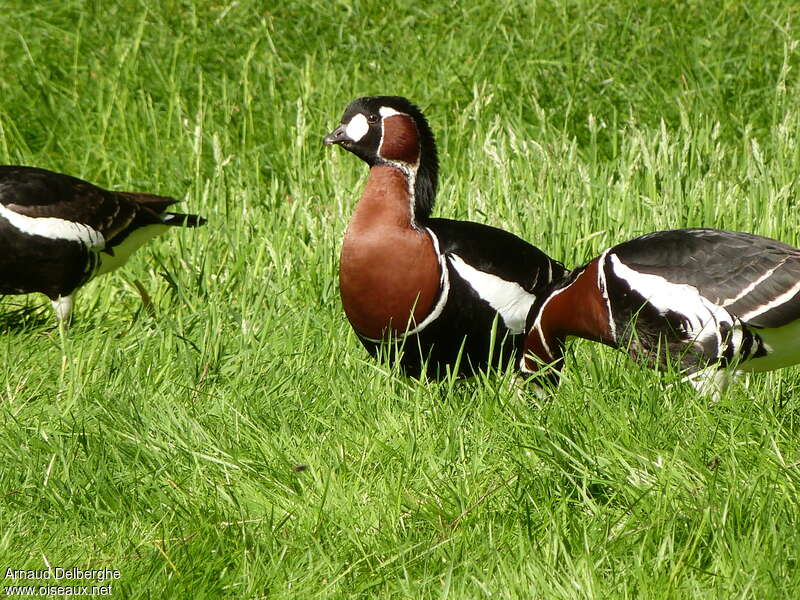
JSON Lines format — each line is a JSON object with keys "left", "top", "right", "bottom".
{"left": 324, "top": 96, "right": 438, "bottom": 220}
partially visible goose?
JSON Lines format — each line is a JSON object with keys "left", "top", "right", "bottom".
{"left": 324, "top": 96, "right": 565, "bottom": 378}
{"left": 0, "top": 165, "right": 206, "bottom": 322}
{"left": 523, "top": 228, "right": 800, "bottom": 397}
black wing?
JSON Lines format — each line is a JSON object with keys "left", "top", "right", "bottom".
{"left": 611, "top": 228, "right": 800, "bottom": 329}
{"left": 0, "top": 165, "right": 175, "bottom": 240}
{"left": 426, "top": 217, "right": 565, "bottom": 293}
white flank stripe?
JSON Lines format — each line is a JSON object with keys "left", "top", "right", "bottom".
{"left": 738, "top": 277, "right": 800, "bottom": 322}
{"left": 344, "top": 113, "right": 369, "bottom": 142}
{"left": 720, "top": 256, "right": 788, "bottom": 307}
{"left": 449, "top": 253, "right": 535, "bottom": 334}
{"left": 0, "top": 204, "right": 105, "bottom": 249}
{"left": 609, "top": 254, "right": 734, "bottom": 343}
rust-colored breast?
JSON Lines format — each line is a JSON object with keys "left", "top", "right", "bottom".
{"left": 379, "top": 115, "right": 420, "bottom": 164}
{"left": 339, "top": 166, "right": 440, "bottom": 339}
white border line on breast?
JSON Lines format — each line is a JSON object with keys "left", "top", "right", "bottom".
{"left": 598, "top": 250, "right": 616, "bottom": 342}
{"left": 529, "top": 269, "right": 585, "bottom": 361}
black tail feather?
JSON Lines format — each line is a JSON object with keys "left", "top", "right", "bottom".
{"left": 161, "top": 212, "right": 207, "bottom": 227}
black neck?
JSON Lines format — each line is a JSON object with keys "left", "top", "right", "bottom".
{"left": 409, "top": 113, "right": 438, "bottom": 222}
{"left": 413, "top": 147, "right": 437, "bottom": 222}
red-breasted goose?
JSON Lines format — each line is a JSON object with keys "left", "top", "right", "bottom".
{"left": 523, "top": 228, "right": 800, "bottom": 397}
{"left": 324, "top": 96, "right": 565, "bottom": 378}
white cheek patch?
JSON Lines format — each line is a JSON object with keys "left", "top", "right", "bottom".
{"left": 379, "top": 106, "right": 401, "bottom": 118}
{"left": 344, "top": 113, "right": 369, "bottom": 142}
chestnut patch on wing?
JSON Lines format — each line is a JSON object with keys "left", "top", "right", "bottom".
{"left": 339, "top": 166, "right": 440, "bottom": 339}
{"left": 379, "top": 115, "right": 420, "bottom": 164}
{"left": 524, "top": 258, "right": 613, "bottom": 367}
{"left": 545, "top": 259, "right": 613, "bottom": 341}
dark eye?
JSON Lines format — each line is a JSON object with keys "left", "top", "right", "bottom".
{"left": 367, "top": 114, "right": 379, "bottom": 124}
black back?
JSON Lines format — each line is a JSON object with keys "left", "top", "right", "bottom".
{"left": 0, "top": 165, "right": 201, "bottom": 301}
{"left": 429, "top": 218, "right": 564, "bottom": 293}
{"left": 612, "top": 228, "right": 800, "bottom": 329}
{"left": 0, "top": 165, "right": 171, "bottom": 238}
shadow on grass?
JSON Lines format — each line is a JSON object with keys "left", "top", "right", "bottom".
{"left": 0, "top": 299, "right": 52, "bottom": 333}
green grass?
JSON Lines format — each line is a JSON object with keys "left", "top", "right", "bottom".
{"left": 2, "top": 0, "right": 800, "bottom": 597}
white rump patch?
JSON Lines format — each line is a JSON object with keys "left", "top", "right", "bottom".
{"left": 449, "top": 253, "right": 535, "bottom": 334}
{"left": 379, "top": 106, "right": 401, "bottom": 118}
{"left": 609, "top": 253, "right": 733, "bottom": 345}
{"left": 344, "top": 113, "right": 369, "bottom": 142}
{"left": 0, "top": 204, "right": 104, "bottom": 249}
